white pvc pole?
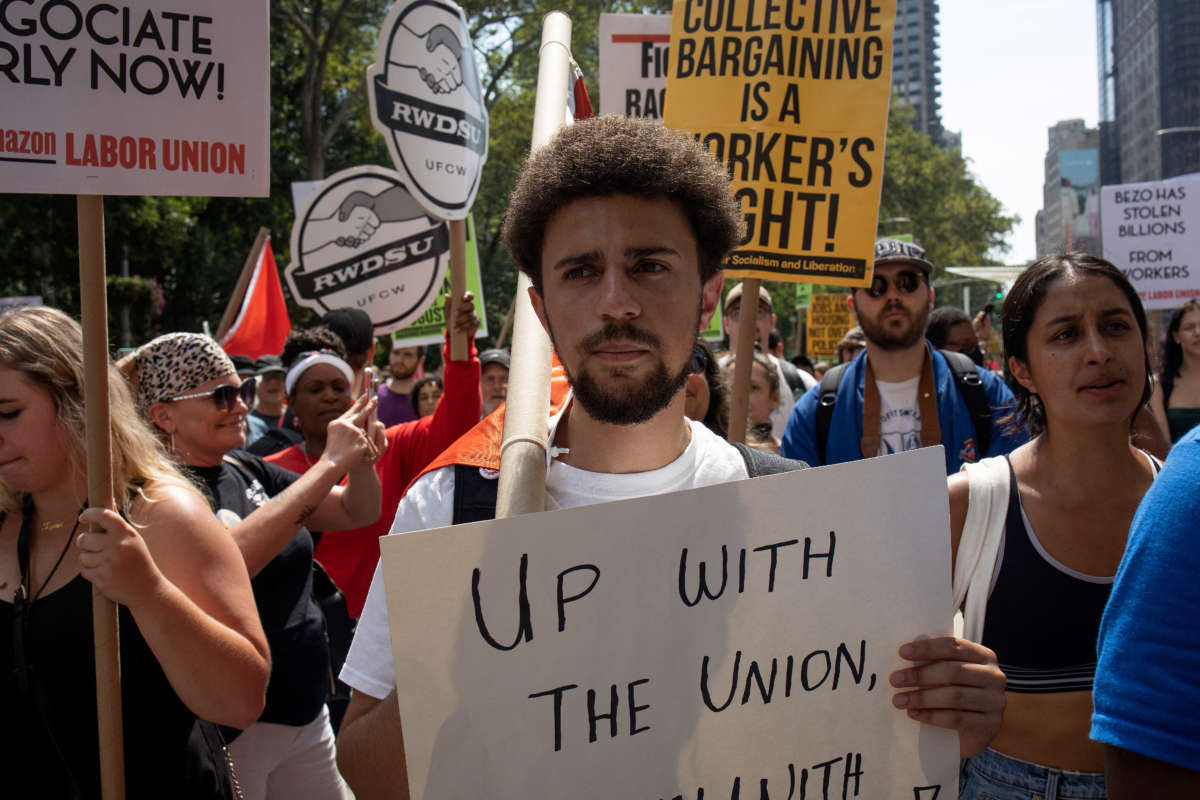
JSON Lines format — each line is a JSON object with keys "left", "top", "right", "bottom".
{"left": 494, "top": 11, "right": 573, "bottom": 519}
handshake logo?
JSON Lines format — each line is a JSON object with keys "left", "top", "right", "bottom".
{"left": 285, "top": 166, "right": 450, "bottom": 334}
{"left": 368, "top": 0, "right": 489, "bottom": 221}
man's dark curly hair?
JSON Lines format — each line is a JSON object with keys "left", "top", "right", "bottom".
{"left": 279, "top": 326, "right": 348, "bottom": 368}
{"left": 501, "top": 115, "right": 744, "bottom": 293}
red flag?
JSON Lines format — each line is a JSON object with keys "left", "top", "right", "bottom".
{"left": 569, "top": 60, "right": 594, "bottom": 121}
{"left": 219, "top": 236, "right": 291, "bottom": 360}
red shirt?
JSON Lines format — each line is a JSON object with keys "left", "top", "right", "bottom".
{"left": 268, "top": 339, "right": 481, "bottom": 617}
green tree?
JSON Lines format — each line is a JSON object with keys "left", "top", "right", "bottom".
{"left": 879, "top": 101, "right": 1018, "bottom": 272}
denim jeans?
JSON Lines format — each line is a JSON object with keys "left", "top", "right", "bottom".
{"left": 959, "top": 748, "right": 1107, "bottom": 800}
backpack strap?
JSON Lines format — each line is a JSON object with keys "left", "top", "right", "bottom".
{"left": 731, "top": 442, "right": 809, "bottom": 476}
{"left": 452, "top": 464, "right": 500, "bottom": 524}
{"left": 815, "top": 362, "right": 850, "bottom": 466}
{"left": 939, "top": 350, "right": 992, "bottom": 458}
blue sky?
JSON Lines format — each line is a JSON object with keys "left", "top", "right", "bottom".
{"left": 939, "top": 0, "right": 1099, "bottom": 265}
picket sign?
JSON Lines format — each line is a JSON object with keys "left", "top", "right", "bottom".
{"left": 660, "top": 0, "right": 897, "bottom": 439}
{"left": 0, "top": 2, "right": 271, "bottom": 794}
{"left": 367, "top": 0, "right": 489, "bottom": 360}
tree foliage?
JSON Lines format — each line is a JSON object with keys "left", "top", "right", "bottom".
{"left": 0, "top": 2, "right": 1011, "bottom": 348}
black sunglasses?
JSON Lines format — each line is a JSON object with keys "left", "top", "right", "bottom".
{"left": 688, "top": 347, "right": 710, "bottom": 375}
{"left": 865, "top": 270, "right": 924, "bottom": 298}
{"left": 170, "top": 378, "right": 256, "bottom": 411}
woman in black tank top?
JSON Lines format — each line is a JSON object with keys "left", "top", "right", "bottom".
{"left": 0, "top": 306, "right": 270, "bottom": 798}
{"left": 947, "top": 255, "right": 1159, "bottom": 800}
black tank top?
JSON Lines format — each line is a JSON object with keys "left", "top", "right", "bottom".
{"left": 1, "top": 574, "right": 230, "bottom": 799}
{"left": 980, "top": 459, "right": 1154, "bottom": 694}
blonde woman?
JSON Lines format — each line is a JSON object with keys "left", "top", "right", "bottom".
{"left": 0, "top": 306, "right": 269, "bottom": 798}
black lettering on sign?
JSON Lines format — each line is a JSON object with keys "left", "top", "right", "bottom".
{"left": 700, "top": 640, "right": 874, "bottom": 712}
{"left": 471, "top": 552, "right": 533, "bottom": 651}
{"left": 529, "top": 677, "right": 652, "bottom": 752}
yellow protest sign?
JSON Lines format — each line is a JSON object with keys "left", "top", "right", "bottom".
{"left": 664, "top": 0, "right": 896, "bottom": 287}
{"left": 806, "top": 292, "right": 856, "bottom": 359}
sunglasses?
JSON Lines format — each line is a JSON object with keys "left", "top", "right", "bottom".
{"left": 170, "top": 378, "right": 256, "bottom": 411}
{"left": 864, "top": 270, "right": 924, "bottom": 298}
{"left": 688, "top": 346, "right": 710, "bottom": 375}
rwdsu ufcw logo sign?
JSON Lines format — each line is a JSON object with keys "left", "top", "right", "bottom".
{"left": 367, "top": 0, "right": 488, "bottom": 221}
{"left": 285, "top": 166, "right": 450, "bottom": 334}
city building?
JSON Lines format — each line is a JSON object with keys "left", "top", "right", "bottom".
{"left": 891, "top": 0, "right": 944, "bottom": 143}
{"left": 1038, "top": 120, "right": 1101, "bottom": 257}
{"left": 1099, "top": 0, "right": 1200, "bottom": 183}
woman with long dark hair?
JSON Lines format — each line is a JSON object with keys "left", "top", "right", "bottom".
{"left": 1149, "top": 298, "right": 1200, "bottom": 443}
{"left": 949, "top": 254, "right": 1160, "bottom": 799}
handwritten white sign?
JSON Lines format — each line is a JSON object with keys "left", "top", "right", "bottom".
{"left": 380, "top": 446, "right": 957, "bottom": 799}
{"left": 0, "top": 0, "right": 268, "bottom": 197}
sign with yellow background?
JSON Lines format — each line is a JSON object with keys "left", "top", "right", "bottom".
{"left": 807, "top": 292, "right": 856, "bottom": 358}
{"left": 664, "top": 0, "right": 896, "bottom": 286}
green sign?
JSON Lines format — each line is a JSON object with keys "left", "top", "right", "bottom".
{"left": 390, "top": 216, "right": 488, "bottom": 348}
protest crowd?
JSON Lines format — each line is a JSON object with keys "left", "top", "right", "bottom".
{"left": 2, "top": 115, "right": 1198, "bottom": 800}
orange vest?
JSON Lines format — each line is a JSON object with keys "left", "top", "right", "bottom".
{"left": 406, "top": 363, "right": 572, "bottom": 491}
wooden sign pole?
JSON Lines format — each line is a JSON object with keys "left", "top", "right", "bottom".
{"left": 449, "top": 219, "right": 469, "bottom": 361}
{"left": 76, "top": 194, "right": 125, "bottom": 799}
{"left": 727, "top": 277, "right": 762, "bottom": 444}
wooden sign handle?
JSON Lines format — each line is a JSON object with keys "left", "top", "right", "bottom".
{"left": 449, "top": 219, "right": 468, "bottom": 361}
{"left": 77, "top": 194, "right": 125, "bottom": 800}
{"left": 727, "top": 277, "right": 762, "bottom": 444}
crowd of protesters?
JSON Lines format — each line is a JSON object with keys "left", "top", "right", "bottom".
{"left": 1, "top": 115, "right": 1197, "bottom": 799}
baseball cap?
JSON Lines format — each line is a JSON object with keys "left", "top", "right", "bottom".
{"left": 254, "top": 354, "right": 285, "bottom": 377}
{"left": 873, "top": 238, "right": 934, "bottom": 275}
{"left": 725, "top": 281, "right": 773, "bottom": 312}
{"left": 229, "top": 354, "right": 256, "bottom": 378}
{"left": 479, "top": 348, "right": 510, "bottom": 369}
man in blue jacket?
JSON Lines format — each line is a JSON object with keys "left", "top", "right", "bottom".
{"left": 781, "top": 239, "right": 1025, "bottom": 473}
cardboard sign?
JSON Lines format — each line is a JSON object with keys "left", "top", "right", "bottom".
{"left": 1101, "top": 174, "right": 1200, "bottom": 310}
{"left": 389, "top": 215, "right": 489, "bottom": 348}
{"left": 284, "top": 166, "right": 449, "bottom": 334}
{"left": 380, "top": 447, "right": 957, "bottom": 799}
{"left": 0, "top": 0, "right": 268, "bottom": 197}
{"left": 367, "top": 0, "right": 488, "bottom": 220}
{"left": 806, "top": 293, "right": 856, "bottom": 359}
{"left": 598, "top": 14, "right": 672, "bottom": 119}
{"left": 663, "top": 0, "right": 896, "bottom": 286}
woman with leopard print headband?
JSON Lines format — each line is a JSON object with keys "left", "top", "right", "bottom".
{"left": 127, "top": 331, "right": 386, "bottom": 800}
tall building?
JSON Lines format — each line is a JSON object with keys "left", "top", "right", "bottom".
{"left": 1038, "top": 120, "right": 1101, "bottom": 257}
{"left": 1102, "top": 0, "right": 1200, "bottom": 182}
{"left": 891, "top": 0, "right": 944, "bottom": 142}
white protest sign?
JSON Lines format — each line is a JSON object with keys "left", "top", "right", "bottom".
{"left": 367, "top": 0, "right": 487, "bottom": 220}
{"left": 381, "top": 446, "right": 957, "bottom": 799}
{"left": 599, "top": 14, "right": 671, "bottom": 119}
{"left": 285, "top": 165, "right": 449, "bottom": 334}
{"left": 1101, "top": 173, "right": 1200, "bottom": 310}
{"left": 0, "top": 0, "right": 268, "bottom": 197}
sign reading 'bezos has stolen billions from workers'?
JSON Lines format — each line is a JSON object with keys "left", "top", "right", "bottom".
{"left": 664, "top": 0, "right": 896, "bottom": 287}
{"left": 380, "top": 446, "right": 958, "bottom": 799}
{"left": 0, "top": 0, "right": 269, "bottom": 197}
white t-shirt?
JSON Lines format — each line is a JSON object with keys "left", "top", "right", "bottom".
{"left": 874, "top": 375, "right": 922, "bottom": 456}
{"left": 341, "top": 410, "right": 750, "bottom": 699}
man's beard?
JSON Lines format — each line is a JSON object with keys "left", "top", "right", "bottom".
{"left": 552, "top": 321, "right": 691, "bottom": 426}
{"left": 857, "top": 301, "right": 930, "bottom": 351}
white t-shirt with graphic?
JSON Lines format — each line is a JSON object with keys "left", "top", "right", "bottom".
{"left": 874, "top": 376, "right": 922, "bottom": 457}
{"left": 341, "top": 410, "right": 750, "bottom": 699}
